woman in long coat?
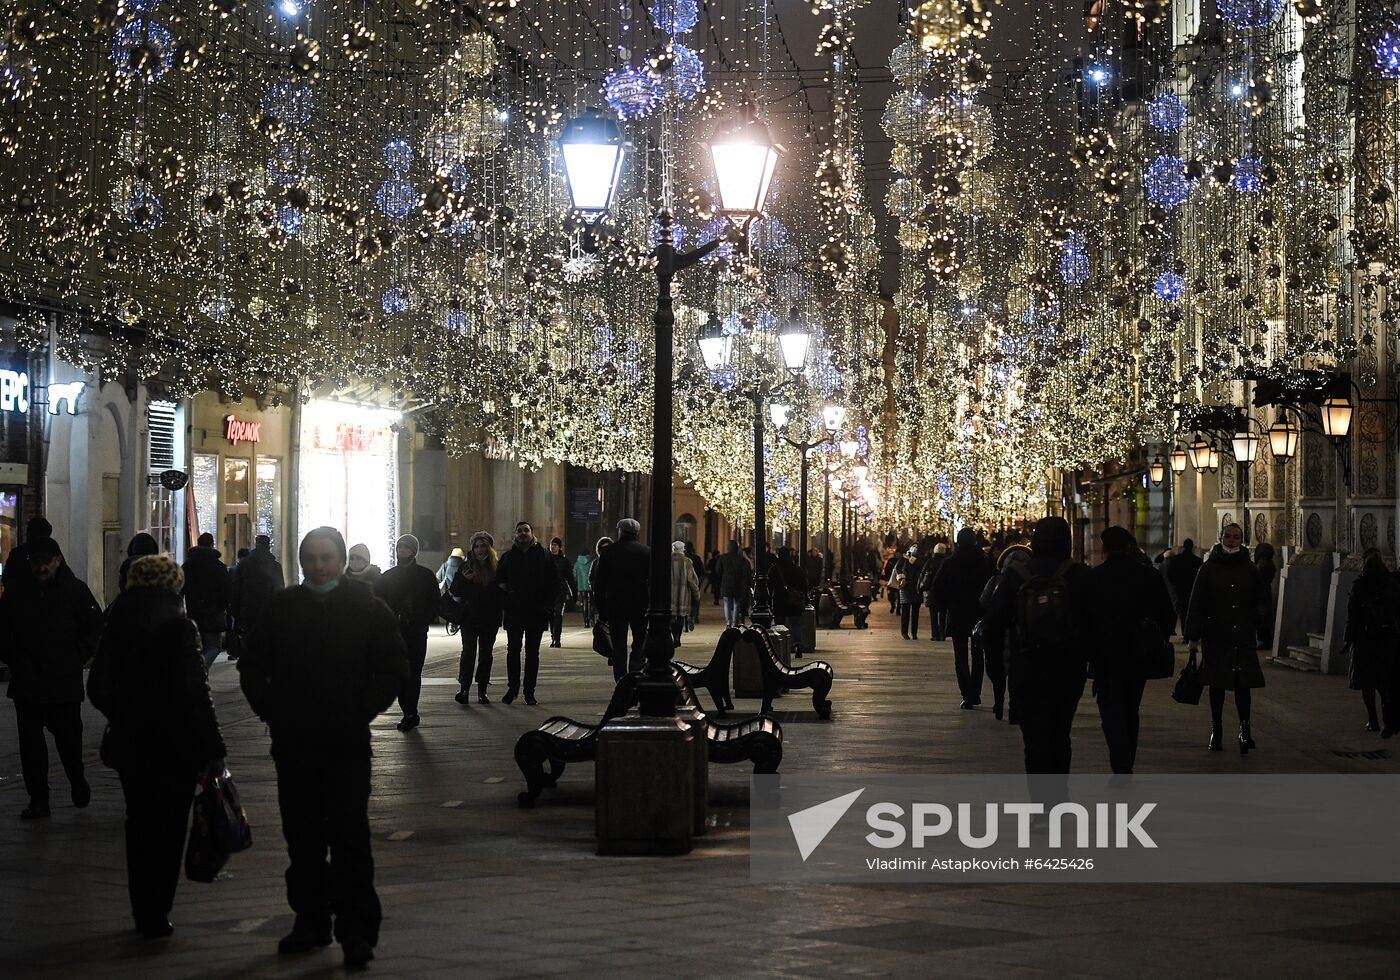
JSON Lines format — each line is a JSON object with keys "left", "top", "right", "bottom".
{"left": 1344, "top": 549, "right": 1400, "bottom": 735}
{"left": 447, "top": 531, "right": 504, "bottom": 704}
{"left": 1183, "top": 523, "right": 1268, "bottom": 754}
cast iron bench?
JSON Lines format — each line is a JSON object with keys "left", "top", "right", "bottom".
{"left": 514, "top": 665, "right": 782, "bottom": 807}
{"left": 748, "top": 626, "right": 834, "bottom": 719}
{"left": 674, "top": 626, "right": 741, "bottom": 715}
{"left": 815, "top": 586, "right": 869, "bottom": 630}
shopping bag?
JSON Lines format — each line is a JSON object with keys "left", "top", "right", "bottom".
{"left": 185, "top": 765, "right": 253, "bottom": 883}
{"left": 1171, "top": 655, "right": 1204, "bottom": 705}
{"left": 592, "top": 621, "right": 613, "bottom": 659}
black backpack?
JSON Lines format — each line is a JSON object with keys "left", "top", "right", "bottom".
{"left": 1012, "top": 560, "right": 1076, "bottom": 654}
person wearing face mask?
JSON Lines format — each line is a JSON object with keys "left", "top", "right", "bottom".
{"left": 238, "top": 527, "right": 407, "bottom": 969}
{"left": 374, "top": 534, "right": 443, "bottom": 732}
{"left": 345, "top": 544, "right": 381, "bottom": 586}
{"left": 446, "top": 531, "right": 503, "bottom": 704}
{"left": 495, "top": 521, "right": 557, "bottom": 704}
{"left": 1183, "top": 522, "right": 1269, "bottom": 754}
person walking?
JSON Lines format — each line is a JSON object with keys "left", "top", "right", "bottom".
{"left": 0, "top": 536, "right": 104, "bottom": 820}
{"left": 1, "top": 515, "right": 53, "bottom": 592}
{"left": 118, "top": 532, "right": 159, "bottom": 594}
{"left": 182, "top": 532, "right": 231, "bottom": 670}
{"left": 984, "top": 516, "right": 1092, "bottom": 805}
{"left": 345, "top": 544, "right": 382, "bottom": 587}
{"left": 228, "top": 534, "right": 284, "bottom": 661}
{"left": 1254, "top": 542, "right": 1278, "bottom": 650}
{"left": 592, "top": 519, "right": 650, "bottom": 680}
{"left": 802, "top": 546, "right": 824, "bottom": 587}
{"left": 1163, "top": 539, "right": 1203, "bottom": 634}
{"left": 495, "top": 521, "right": 557, "bottom": 703}
{"left": 446, "top": 531, "right": 503, "bottom": 704}
{"left": 893, "top": 546, "right": 925, "bottom": 640}
{"left": 1183, "top": 523, "right": 1269, "bottom": 754}
{"left": 547, "top": 537, "right": 576, "bottom": 648}
{"left": 238, "top": 526, "right": 406, "bottom": 968}
{"left": 87, "top": 555, "right": 226, "bottom": 938}
{"left": 933, "top": 529, "right": 995, "bottom": 707}
{"left": 374, "top": 534, "right": 441, "bottom": 731}
{"left": 669, "top": 541, "right": 701, "bottom": 647}
{"left": 881, "top": 549, "right": 900, "bottom": 613}
{"left": 977, "top": 543, "right": 1030, "bottom": 721}
{"left": 572, "top": 549, "right": 595, "bottom": 627}
{"left": 716, "top": 540, "right": 752, "bottom": 629}
{"left": 685, "top": 541, "right": 705, "bottom": 628}
{"left": 1344, "top": 549, "right": 1400, "bottom": 735}
{"left": 919, "top": 542, "right": 949, "bottom": 640}
{"left": 1089, "top": 526, "right": 1176, "bottom": 776}
{"left": 769, "top": 546, "right": 809, "bottom": 638}
{"left": 705, "top": 549, "right": 721, "bottom": 606}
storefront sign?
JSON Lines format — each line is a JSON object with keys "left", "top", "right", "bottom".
{"left": 48, "top": 381, "right": 84, "bottom": 415}
{"left": 225, "top": 414, "right": 262, "bottom": 445}
{"left": 306, "top": 420, "right": 394, "bottom": 453}
{"left": 0, "top": 369, "right": 29, "bottom": 414}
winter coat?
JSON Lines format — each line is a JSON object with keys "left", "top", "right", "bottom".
{"left": 436, "top": 555, "right": 463, "bottom": 590}
{"left": 87, "top": 587, "right": 226, "bottom": 772}
{"left": 239, "top": 577, "right": 407, "bottom": 756}
{"left": 931, "top": 547, "right": 994, "bottom": 636}
{"left": 229, "top": 547, "right": 284, "bottom": 633}
{"left": 592, "top": 535, "right": 650, "bottom": 621}
{"left": 117, "top": 532, "right": 159, "bottom": 594}
{"left": 769, "top": 556, "right": 810, "bottom": 617}
{"left": 717, "top": 549, "right": 753, "bottom": 599}
{"left": 346, "top": 563, "right": 382, "bottom": 587}
{"left": 688, "top": 552, "right": 705, "bottom": 592}
{"left": 1164, "top": 550, "right": 1203, "bottom": 615}
{"left": 374, "top": 559, "right": 442, "bottom": 635}
{"left": 573, "top": 554, "right": 593, "bottom": 593}
{"left": 1255, "top": 543, "right": 1277, "bottom": 591}
{"left": 1344, "top": 564, "right": 1400, "bottom": 692}
{"left": 0, "top": 564, "right": 104, "bottom": 703}
{"left": 918, "top": 554, "right": 948, "bottom": 606}
{"left": 892, "top": 556, "right": 925, "bottom": 605}
{"left": 496, "top": 540, "right": 558, "bottom": 625}
{"left": 670, "top": 553, "right": 701, "bottom": 617}
{"left": 447, "top": 559, "right": 504, "bottom": 631}
{"left": 1182, "top": 546, "right": 1268, "bottom": 690}
{"left": 182, "top": 545, "right": 231, "bottom": 634}
{"left": 985, "top": 553, "right": 1093, "bottom": 694}
{"left": 1087, "top": 552, "right": 1177, "bottom": 679}
{"left": 550, "top": 552, "right": 577, "bottom": 603}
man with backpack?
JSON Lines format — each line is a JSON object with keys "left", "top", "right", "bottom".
{"left": 985, "top": 516, "right": 1093, "bottom": 803}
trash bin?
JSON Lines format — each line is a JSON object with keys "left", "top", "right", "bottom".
{"left": 798, "top": 605, "right": 816, "bottom": 655}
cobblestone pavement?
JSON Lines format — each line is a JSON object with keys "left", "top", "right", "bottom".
{"left": 3, "top": 602, "right": 1398, "bottom": 978}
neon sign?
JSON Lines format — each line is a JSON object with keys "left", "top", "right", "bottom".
{"left": 225, "top": 415, "right": 262, "bottom": 445}
{"left": 0, "top": 370, "right": 30, "bottom": 414}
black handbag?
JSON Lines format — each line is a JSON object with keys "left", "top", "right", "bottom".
{"left": 1171, "top": 653, "right": 1204, "bottom": 705}
{"left": 1135, "top": 619, "right": 1177, "bottom": 680}
{"left": 592, "top": 621, "right": 613, "bottom": 659}
{"left": 185, "top": 765, "right": 253, "bottom": 883}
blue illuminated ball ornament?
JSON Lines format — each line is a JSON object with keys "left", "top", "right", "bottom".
{"left": 648, "top": 0, "right": 699, "bottom": 34}
{"left": 276, "top": 206, "right": 302, "bottom": 236}
{"left": 383, "top": 139, "right": 413, "bottom": 173}
{"left": 127, "top": 186, "right": 161, "bottom": 230}
{"left": 648, "top": 218, "right": 686, "bottom": 252}
{"left": 668, "top": 43, "right": 705, "bottom": 101}
{"left": 445, "top": 309, "right": 469, "bottom": 332}
{"left": 261, "top": 80, "right": 314, "bottom": 130}
{"left": 1058, "top": 238, "right": 1089, "bottom": 287}
{"left": 376, "top": 176, "right": 416, "bottom": 219}
{"left": 381, "top": 286, "right": 408, "bottom": 315}
{"left": 1230, "top": 155, "right": 1262, "bottom": 193}
{"left": 1146, "top": 93, "right": 1187, "bottom": 132}
{"left": 1374, "top": 29, "right": 1400, "bottom": 79}
{"left": 1144, "top": 153, "right": 1190, "bottom": 208}
{"left": 603, "top": 65, "right": 662, "bottom": 120}
{"left": 1154, "top": 271, "right": 1184, "bottom": 303}
{"left": 1217, "top": 0, "right": 1284, "bottom": 30}
{"left": 752, "top": 217, "right": 789, "bottom": 255}
{"left": 447, "top": 162, "right": 470, "bottom": 193}
{"left": 111, "top": 18, "right": 175, "bottom": 81}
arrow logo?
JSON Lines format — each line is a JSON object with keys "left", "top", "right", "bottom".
{"left": 787, "top": 788, "right": 865, "bottom": 861}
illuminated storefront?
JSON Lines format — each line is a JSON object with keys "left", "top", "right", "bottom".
{"left": 297, "top": 400, "right": 400, "bottom": 571}
{"left": 189, "top": 393, "right": 292, "bottom": 565}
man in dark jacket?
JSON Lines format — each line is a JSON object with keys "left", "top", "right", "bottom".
{"left": 1, "top": 515, "right": 53, "bottom": 592}
{"left": 374, "top": 534, "right": 442, "bottom": 731}
{"left": 546, "top": 537, "right": 577, "bottom": 648}
{"left": 716, "top": 540, "right": 753, "bottom": 628}
{"left": 183, "top": 532, "right": 231, "bottom": 670}
{"left": 495, "top": 520, "right": 557, "bottom": 702}
{"left": 592, "top": 518, "right": 651, "bottom": 680}
{"left": 1163, "top": 539, "right": 1203, "bottom": 634}
{"left": 919, "top": 543, "right": 949, "bottom": 640}
{"left": 985, "top": 516, "right": 1093, "bottom": 805}
{"left": 118, "top": 531, "right": 159, "bottom": 594}
{"left": 239, "top": 527, "right": 406, "bottom": 969}
{"left": 0, "top": 536, "right": 104, "bottom": 819}
{"left": 933, "top": 529, "right": 995, "bottom": 706}
{"left": 1090, "top": 527, "right": 1176, "bottom": 776}
{"left": 769, "top": 546, "right": 809, "bottom": 637}
{"left": 802, "top": 546, "right": 824, "bottom": 588}
{"left": 229, "top": 534, "right": 284, "bottom": 657}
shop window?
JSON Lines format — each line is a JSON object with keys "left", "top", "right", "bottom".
{"left": 223, "top": 457, "right": 251, "bottom": 556}
{"left": 0, "top": 489, "right": 20, "bottom": 582}
{"left": 674, "top": 513, "right": 696, "bottom": 546}
{"left": 192, "top": 452, "right": 219, "bottom": 541}
{"left": 256, "top": 455, "right": 282, "bottom": 551}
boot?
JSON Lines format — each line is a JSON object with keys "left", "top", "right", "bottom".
{"left": 454, "top": 688, "right": 471, "bottom": 705}
{"left": 1239, "top": 722, "right": 1255, "bottom": 754}
{"left": 1208, "top": 729, "right": 1222, "bottom": 752}
{"left": 477, "top": 684, "right": 490, "bottom": 704}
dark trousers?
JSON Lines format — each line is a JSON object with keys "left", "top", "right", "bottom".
{"left": 670, "top": 616, "right": 685, "bottom": 647}
{"left": 276, "top": 751, "right": 380, "bottom": 947}
{"left": 609, "top": 614, "right": 647, "bottom": 681}
{"left": 505, "top": 618, "right": 545, "bottom": 696}
{"left": 982, "top": 631, "right": 1008, "bottom": 713}
{"left": 1017, "top": 680, "right": 1085, "bottom": 805}
{"left": 397, "top": 628, "right": 428, "bottom": 718}
{"left": 952, "top": 632, "right": 983, "bottom": 703}
{"left": 900, "top": 601, "right": 921, "bottom": 637}
{"left": 14, "top": 700, "right": 84, "bottom": 805}
{"left": 458, "top": 621, "right": 498, "bottom": 691}
{"left": 929, "top": 605, "right": 949, "bottom": 640}
{"left": 1094, "top": 675, "right": 1147, "bottom": 774}
{"left": 549, "top": 601, "right": 566, "bottom": 644}
{"left": 118, "top": 765, "right": 196, "bottom": 927}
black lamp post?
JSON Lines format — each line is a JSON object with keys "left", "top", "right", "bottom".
{"left": 561, "top": 106, "right": 782, "bottom": 715}
{"left": 773, "top": 401, "right": 842, "bottom": 578}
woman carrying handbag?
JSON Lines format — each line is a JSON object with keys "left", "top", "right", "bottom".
{"left": 88, "top": 555, "right": 227, "bottom": 939}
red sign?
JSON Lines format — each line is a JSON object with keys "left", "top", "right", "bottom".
{"left": 305, "top": 420, "right": 394, "bottom": 453}
{"left": 225, "top": 414, "right": 262, "bottom": 445}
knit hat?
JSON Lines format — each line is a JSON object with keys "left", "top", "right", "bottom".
{"left": 672, "top": 540, "right": 687, "bottom": 554}
{"left": 348, "top": 543, "right": 371, "bottom": 565}
{"left": 128, "top": 554, "right": 183, "bottom": 594}
{"left": 469, "top": 530, "right": 495, "bottom": 549}
{"left": 396, "top": 534, "right": 420, "bottom": 556}
{"left": 28, "top": 536, "right": 62, "bottom": 561}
